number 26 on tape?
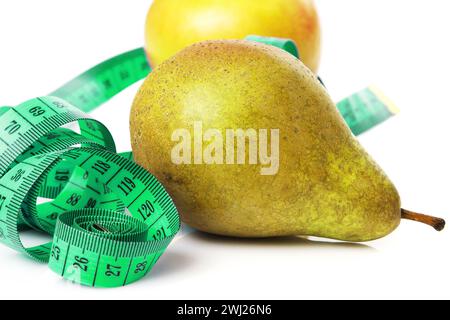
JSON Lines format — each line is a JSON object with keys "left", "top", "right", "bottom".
{"left": 73, "top": 256, "right": 89, "bottom": 272}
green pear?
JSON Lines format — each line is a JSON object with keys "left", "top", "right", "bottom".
{"left": 130, "top": 40, "right": 445, "bottom": 242}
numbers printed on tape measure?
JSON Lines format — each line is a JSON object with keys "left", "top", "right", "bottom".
{"left": 118, "top": 177, "right": 136, "bottom": 196}
{"left": 135, "top": 262, "right": 147, "bottom": 274}
{"left": 51, "top": 246, "right": 60, "bottom": 261}
{"left": 105, "top": 264, "right": 121, "bottom": 277}
{"left": 138, "top": 199, "right": 155, "bottom": 220}
{"left": 10, "top": 169, "right": 25, "bottom": 182}
{"left": 85, "top": 198, "right": 97, "bottom": 208}
{"left": 92, "top": 160, "right": 110, "bottom": 175}
{"left": 66, "top": 193, "right": 81, "bottom": 206}
{"left": 29, "top": 106, "right": 46, "bottom": 117}
{"left": 5, "top": 120, "right": 21, "bottom": 134}
{"left": 55, "top": 170, "right": 70, "bottom": 181}
{"left": 73, "top": 256, "right": 89, "bottom": 272}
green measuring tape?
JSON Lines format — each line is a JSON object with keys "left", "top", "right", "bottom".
{"left": 0, "top": 36, "right": 396, "bottom": 288}
{"left": 0, "top": 96, "right": 179, "bottom": 287}
{"left": 337, "top": 86, "right": 399, "bottom": 136}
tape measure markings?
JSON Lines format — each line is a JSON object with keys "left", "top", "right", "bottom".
{"left": 51, "top": 48, "right": 150, "bottom": 113}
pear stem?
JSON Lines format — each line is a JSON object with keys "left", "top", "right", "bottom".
{"left": 401, "top": 208, "right": 446, "bottom": 231}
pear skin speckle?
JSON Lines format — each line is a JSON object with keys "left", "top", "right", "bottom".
{"left": 130, "top": 40, "right": 401, "bottom": 242}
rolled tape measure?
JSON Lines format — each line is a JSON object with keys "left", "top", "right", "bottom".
{"left": 0, "top": 36, "right": 396, "bottom": 288}
{"left": 0, "top": 96, "right": 179, "bottom": 287}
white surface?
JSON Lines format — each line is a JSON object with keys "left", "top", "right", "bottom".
{"left": 0, "top": 0, "right": 449, "bottom": 300}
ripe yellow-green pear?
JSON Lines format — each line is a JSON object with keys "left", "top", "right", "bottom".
{"left": 130, "top": 40, "right": 445, "bottom": 242}
{"left": 145, "top": 0, "right": 321, "bottom": 72}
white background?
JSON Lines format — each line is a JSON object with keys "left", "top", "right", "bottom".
{"left": 0, "top": 0, "right": 449, "bottom": 300}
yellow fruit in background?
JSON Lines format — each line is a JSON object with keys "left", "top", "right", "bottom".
{"left": 145, "top": 0, "right": 321, "bottom": 72}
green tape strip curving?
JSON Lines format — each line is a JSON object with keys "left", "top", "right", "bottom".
{"left": 337, "top": 86, "right": 399, "bottom": 135}
{"left": 0, "top": 36, "right": 397, "bottom": 287}
{"left": 51, "top": 48, "right": 150, "bottom": 113}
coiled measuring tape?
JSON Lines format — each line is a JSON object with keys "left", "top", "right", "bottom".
{"left": 0, "top": 96, "right": 179, "bottom": 287}
{"left": 0, "top": 36, "right": 396, "bottom": 288}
